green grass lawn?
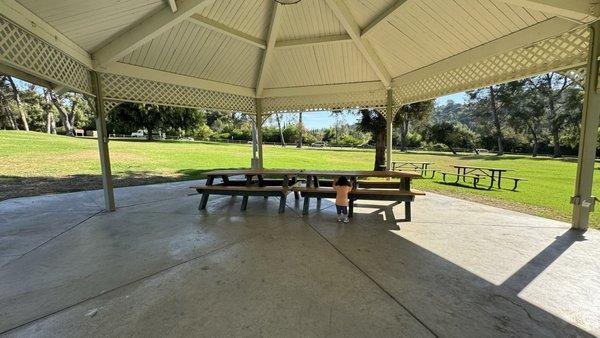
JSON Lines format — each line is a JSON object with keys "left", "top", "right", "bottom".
{"left": 1, "top": 130, "right": 598, "bottom": 227}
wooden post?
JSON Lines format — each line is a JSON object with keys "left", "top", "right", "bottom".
{"left": 385, "top": 89, "right": 393, "bottom": 171}
{"left": 91, "top": 71, "right": 115, "bottom": 211}
{"left": 255, "top": 98, "right": 264, "bottom": 169}
{"left": 572, "top": 21, "right": 600, "bottom": 230}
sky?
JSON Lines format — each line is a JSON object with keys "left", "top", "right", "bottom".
{"left": 297, "top": 92, "right": 469, "bottom": 129}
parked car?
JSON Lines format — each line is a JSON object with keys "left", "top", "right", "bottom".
{"left": 131, "top": 130, "right": 145, "bottom": 138}
{"left": 311, "top": 142, "right": 327, "bottom": 147}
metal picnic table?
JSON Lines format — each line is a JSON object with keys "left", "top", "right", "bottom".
{"left": 451, "top": 165, "right": 512, "bottom": 190}
{"left": 391, "top": 161, "right": 433, "bottom": 171}
{"left": 391, "top": 161, "right": 436, "bottom": 178}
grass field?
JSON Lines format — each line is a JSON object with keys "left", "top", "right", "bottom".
{"left": 1, "top": 130, "right": 598, "bottom": 227}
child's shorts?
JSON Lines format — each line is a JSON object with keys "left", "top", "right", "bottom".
{"left": 336, "top": 205, "right": 348, "bottom": 215}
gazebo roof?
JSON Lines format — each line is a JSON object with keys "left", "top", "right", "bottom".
{"left": 1, "top": 0, "right": 598, "bottom": 113}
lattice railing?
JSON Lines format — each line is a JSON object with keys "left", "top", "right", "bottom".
{"left": 0, "top": 15, "right": 92, "bottom": 94}
{"left": 100, "top": 73, "right": 255, "bottom": 114}
{"left": 262, "top": 88, "right": 387, "bottom": 114}
{"left": 393, "top": 27, "right": 590, "bottom": 104}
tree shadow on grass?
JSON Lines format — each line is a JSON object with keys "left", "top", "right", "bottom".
{"left": 0, "top": 168, "right": 244, "bottom": 201}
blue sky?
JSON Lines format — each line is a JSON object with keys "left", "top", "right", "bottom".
{"left": 298, "top": 92, "right": 469, "bottom": 129}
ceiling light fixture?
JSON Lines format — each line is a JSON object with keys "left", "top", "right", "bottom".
{"left": 275, "top": 0, "right": 301, "bottom": 4}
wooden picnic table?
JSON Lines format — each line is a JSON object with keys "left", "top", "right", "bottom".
{"left": 296, "top": 170, "right": 422, "bottom": 220}
{"left": 196, "top": 169, "right": 302, "bottom": 213}
{"left": 451, "top": 165, "right": 512, "bottom": 190}
{"left": 301, "top": 170, "right": 421, "bottom": 191}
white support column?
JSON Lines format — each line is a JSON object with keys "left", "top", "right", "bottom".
{"left": 571, "top": 21, "right": 600, "bottom": 230}
{"left": 91, "top": 71, "right": 116, "bottom": 211}
{"left": 386, "top": 89, "right": 394, "bottom": 171}
{"left": 255, "top": 98, "right": 264, "bottom": 169}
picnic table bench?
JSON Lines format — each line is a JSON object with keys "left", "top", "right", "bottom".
{"left": 191, "top": 169, "right": 301, "bottom": 213}
{"left": 392, "top": 161, "right": 438, "bottom": 178}
{"left": 293, "top": 170, "right": 423, "bottom": 221}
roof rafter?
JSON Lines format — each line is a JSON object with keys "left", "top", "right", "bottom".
{"left": 392, "top": 17, "right": 581, "bottom": 87}
{"left": 275, "top": 35, "right": 351, "bottom": 49}
{"left": 188, "top": 14, "right": 266, "bottom": 49}
{"left": 167, "top": 0, "right": 178, "bottom": 13}
{"left": 361, "top": 0, "right": 408, "bottom": 38}
{"left": 93, "top": 0, "right": 214, "bottom": 67}
{"left": 493, "top": 0, "right": 599, "bottom": 23}
{"left": 256, "top": 2, "right": 282, "bottom": 97}
{"left": 325, "top": 0, "right": 391, "bottom": 88}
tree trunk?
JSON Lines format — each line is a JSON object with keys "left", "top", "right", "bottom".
{"left": 297, "top": 112, "right": 303, "bottom": 148}
{"left": 0, "top": 89, "right": 17, "bottom": 130}
{"left": 49, "top": 92, "right": 73, "bottom": 135}
{"left": 69, "top": 99, "right": 77, "bottom": 128}
{"left": 399, "top": 116, "right": 409, "bottom": 152}
{"left": 489, "top": 86, "right": 503, "bottom": 155}
{"left": 547, "top": 97, "right": 562, "bottom": 157}
{"left": 446, "top": 143, "right": 457, "bottom": 155}
{"left": 374, "top": 127, "right": 386, "bottom": 170}
{"left": 526, "top": 121, "right": 539, "bottom": 157}
{"left": 275, "top": 113, "right": 285, "bottom": 147}
{"left": 147, "top": 128, "right": 154, "bottom": 140}
{"left": 43, "top": 90, "right": 56, "bottom": 134}
{"left": 7, "top": 76, "right": 29, "bottom": 131}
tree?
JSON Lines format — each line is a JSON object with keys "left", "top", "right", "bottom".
{"left": 109, "top": 103, "right": 202, "bottom": 140}
{"left": 5, "top": 76, "right": 29, "bottom": 131}
{"left": 468, "top": 85, "right": 507, "bottom": 155}
{"left": 505, "top": 81, "right": 545, "bottom": 156}
{"left": 530, "top": 73, "right": 573, "bottom": 157}
{"left": 0, "top": 77, "right": 18, "bottom": 130}
{"left": 426, "top": 122, "right": 476, "bottom": 155}
{"left": 297, "top": 112, "right": 303, "bottom": 148}
{"left": 274, "top": 113, "right": 286, "bottom": 147}
{"left": 42, "top": 89, "right": 56, "bottom": 134}
{"left": 356, "top": 109, "right": 387, "bottom": 170}
{"left": 396, "top": 100, "right": 434, "bottom": 151}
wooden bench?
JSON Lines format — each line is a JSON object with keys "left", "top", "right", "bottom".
{"left": 501, "top": 176, "right": 527, "bottom": 191}
{"left": 440, "top": 172, "right": 486, "bottom": 188}
{"left": 293, "top": 187, "right": 424, "bottom": 221}
{"left": 192, "top": 182, "right": 301, "bottom": 213}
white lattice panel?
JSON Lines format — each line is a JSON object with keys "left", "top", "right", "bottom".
{"left": 100, "top": 73, "right": 255, "bottom": 114}
{"left": 0, "top": 15, "right": 92, "bottom": 94}
{"left": 393, "top": 27, "right": 590, "bottom": 105}
{"left": 262, "top": 89, "right": 387, "bottom": 114}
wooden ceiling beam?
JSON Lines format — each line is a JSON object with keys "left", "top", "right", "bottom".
{"left": 188, "top": 14, "right": 266, "bottom": 49}
{"left": 361, "top": 0, "right": 408, "bottom": 38}
{"left": 256, "top": 2, "right": 282, "bottom": 97}
{"left": 493, "top": 0, "right": 599, "bottom": 23}
{"left": 275, "top": 35, "right": 351, "bottom": 49}
{"left": 93, "top": 0, "right": 214, "bottom": 67}
{"left": 325, "top": 0, "right": 391, "bottom": 87}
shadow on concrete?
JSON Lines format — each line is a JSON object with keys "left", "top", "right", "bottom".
{"left": 0, "top": 168, "right": 248, "bottom": 201}
{"left": 311, "top": 205, "right": 595, "bottom": 336}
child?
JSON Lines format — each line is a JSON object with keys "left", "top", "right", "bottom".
{"left": 333, "top": 176, "right": 352, "bottom": 223}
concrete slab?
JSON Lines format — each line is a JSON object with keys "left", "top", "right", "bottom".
{"left": 0, "top": 181, "right": 598, "bottom": 336}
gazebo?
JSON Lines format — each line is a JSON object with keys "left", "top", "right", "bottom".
{"left": 1, "top": 0, "right": 598, "bottom": 229}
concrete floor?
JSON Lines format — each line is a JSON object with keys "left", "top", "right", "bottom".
{"left": 0, "top": 181, "right": 599, "bottom": 337}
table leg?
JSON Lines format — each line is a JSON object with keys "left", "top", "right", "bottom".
{"left": 405, "top": 201, "right": 411, "bottom": 221}
{"left": 199, "top": 193, "right": 209, "bottom": 210}
{"left": 303, "top": 196, "right": 310, "bottom": 215}
{"left": 349, "top": 199, "right": 354, "bottom": 218}
{"left": 487, "top": 172, "right": 495, "bottom": 190}
{"left": 315, "top": 175, "right": 321, "bottom": 204}
{"left": 402, "top": 177, "right": 410, "bottom": 191}
{"left": 497, "top": 171, "right": 503, "bottom": 189}
{"left": 241, "top": 195, "right": 249, "bottom": 210}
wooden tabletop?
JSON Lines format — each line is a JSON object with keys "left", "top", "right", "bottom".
{"left": 203, "top": 169, "right": 300, "bottom": 176}
{"left": 300, "top": 170, "right": 421, "bottom": 178}
{"left": 452, "top": 165, "right": 512, "bottom": 171}
{"left": 204, "top": 169, "right": 421, "bottom": 178}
